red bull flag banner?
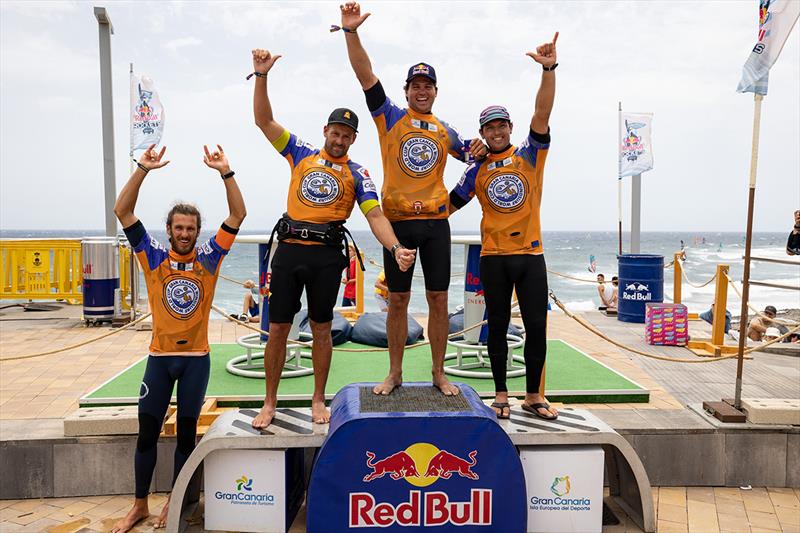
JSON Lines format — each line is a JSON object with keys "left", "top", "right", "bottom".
{"left": 737, "top": 0, "right": 800, "bottom": 95}
{"left": 618, "top": 112, "right": 654, "bottom": 178}
{"left": 130, "top": 74, "right": 165, "bottom": 152}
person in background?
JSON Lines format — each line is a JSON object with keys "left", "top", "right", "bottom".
{"left": 234, "top": 280, "right": 261, "bottom": 323}
{"left": 787, "top": 209, "right": 800, "bottom": 255}
{"left": 747, "top": 305, "right": 777, "bottom": 342}
{"left": 609, "top": 276, "right": 619, "bottom": 309}
{"left": 374, "top": 269, "right": 389, "bottom": 311}
{"left": 699, "top": 303, "right": 731, "bottom": 334}
{"left": 341, "top": 244, "right": 357, "bottom": 307}
{"left": 596, "top": 273, "right": 612, "bottom": 310}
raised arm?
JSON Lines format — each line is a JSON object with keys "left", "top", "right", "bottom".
{"left": 203, "top": 145, "right": 247, "bottom": 229}
{"left": 252, "top": 49, "right": 286, "bottom": 143}
{"left": 340, "top": 2, "right": 379, "bottom": 90}
{"left": 365, "top": 207, "right": 416, "bottom": 272}
{"left": 114, "top": 144, "right": 170, "bottom": 228}
{"left": 527, "top": 32, "right": 558, "bottom": 134}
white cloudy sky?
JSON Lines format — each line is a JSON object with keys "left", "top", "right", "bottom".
{"left": 1, "top": 1, "right": 798, "bottom": 233}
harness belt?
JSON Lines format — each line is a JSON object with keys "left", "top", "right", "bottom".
{"left": 262, "top": 213, "right": 366, "bottom": 272}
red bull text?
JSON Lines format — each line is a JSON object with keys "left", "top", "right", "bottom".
{"left": 349, "top": 489, "right": 492, "bottom": 527}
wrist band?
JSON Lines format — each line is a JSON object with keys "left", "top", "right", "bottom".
{"left": 132, "top": 159, "right": 149, "bottom": 174}
{"left": 246, "top": 71, "right": 268, "bottom": 80}
{"left": 542, "top": 62, "right": 558, "bottom": 71}
{"left": 390, "top": 243, "right": 403, "bottom": 258}
{"left": 221, "top": 170, "right": 235, "bottom": 180}
{"left": 330, "top": 24, "right": 356, "bottom": 33}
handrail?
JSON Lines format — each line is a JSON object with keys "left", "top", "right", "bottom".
{"left": 746, "top": 255, "right": 800, "bottom": 267}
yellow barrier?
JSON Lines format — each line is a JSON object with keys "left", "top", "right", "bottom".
{"left": 0, "top": 239, "right": 83, "bottom": 301}
{"left": 0, "top": 239, "right": 135, "bottom": 306}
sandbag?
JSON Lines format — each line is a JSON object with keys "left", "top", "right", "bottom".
{"left": 448, "top": 309, "right": 522, "bottom": 341}
{"left": 297, "top": 309, "right": 353, "bottom": 346}
{"left": 351, "top": 312, "right": 424, "bottom": 347}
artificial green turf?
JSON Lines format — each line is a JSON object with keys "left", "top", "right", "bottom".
{"left": 82, "top": 339, "right": 646, "bottom": 404}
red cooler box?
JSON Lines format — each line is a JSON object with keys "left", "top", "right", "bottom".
{"left": 645, "top": 303, "right": 688, "bottom": 346}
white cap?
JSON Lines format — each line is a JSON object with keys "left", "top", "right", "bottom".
{"left": 764, "top": 327, "right": 781, "bottom": 338}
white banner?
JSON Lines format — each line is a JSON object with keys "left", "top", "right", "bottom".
{"left": 618, "top": 112, "right": 654, "bottom": 178}
{"left": 130, "top": 75, "right": 165, "bottom": 152}
{"left": 737, "top": 0, "right": 800, "bottom": 95}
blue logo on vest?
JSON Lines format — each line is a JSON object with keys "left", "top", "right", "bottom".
{"left": 300, "top": 171, "right": 340, "bottom": 206}
{"left": 487, "top": 173, "right": 525, "bottom": 211}
{"left": 400, "top": 136, "right": 439, "bottom": 176}
{"left": 164, "top": 278, "right": 202, "bottom": 319}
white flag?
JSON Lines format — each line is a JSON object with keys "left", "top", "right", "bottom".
{"left": 130, "top": 75, "right": 165, "bottom": 152}
{"left": 737, "top": 0, "right": 800, "bottom": 95}
{"left": 618, "top": 112, "right": 654, "bottom": 178}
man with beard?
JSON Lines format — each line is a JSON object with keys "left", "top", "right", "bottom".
{"left": 449, "top": 34, "right": 560, "bottom": 420}
{"left": 338, "top": 1, "right": 486, "bottom": 396}
{"left": 248, "top": 49, "right": 416, "bottom": 429}
{"left": 111, "top": 143, "right": 246, "bottom": 531}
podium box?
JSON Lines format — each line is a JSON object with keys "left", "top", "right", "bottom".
{"left": 204, "top": 448, "right": 304, "bottom": 533}
{"left": 521, "top": 445, "right": 604, "bottom": 533}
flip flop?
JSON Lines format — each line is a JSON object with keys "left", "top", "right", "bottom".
{"left": 521, "top": 402, "right": 558, "bottom": 420}
{"left": 490, "top": 401, "right": 510, "bottom": 419}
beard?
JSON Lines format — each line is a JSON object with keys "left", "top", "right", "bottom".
{"left": 169, "top": 235, "right": 197, "bottom": 254}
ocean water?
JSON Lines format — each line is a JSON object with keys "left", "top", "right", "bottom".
{"left": 2, "top": 230, "right": 798, "bottom": 316}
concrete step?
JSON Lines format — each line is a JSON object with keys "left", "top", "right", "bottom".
{"left": 63, "top": 406, "right": 139, "bottom": 436}
{"left": 741, "top": 398, "right": 800, "bottom": 426}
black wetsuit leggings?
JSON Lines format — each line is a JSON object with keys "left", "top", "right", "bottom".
{"left": 134, "top": 355, "right": 210, "bottom": 498}
{"left": 479, "top": 254, "right": 548, "bottom": 394}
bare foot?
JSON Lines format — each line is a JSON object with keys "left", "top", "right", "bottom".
{"left": 311, "top": 399, "right": 331, "bottom": 424}
{"left": 432, "top": 372, "right": 460, "bottom": 396}
{"left": 110, "top": 502, "right": 149, "bottom": 533}
{"left": 373, "top": 373, "right": 402, "bottom": 395}
{"left": 252, "top": 402, "right": 276, "bottom": 428}
{"left": 153, "top": 494, "right": 170, "bottom": 529}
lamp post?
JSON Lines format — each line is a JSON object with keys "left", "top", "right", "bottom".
{"left": 94, "top": 7, "right": 117, "bottom": 237}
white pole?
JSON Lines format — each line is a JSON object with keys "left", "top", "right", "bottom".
{"left": 631, "top": 173, "right": 642, "bottom": 253}
{"left": 617, "top": 101, "right": 623, "bottom": 255}
{"left": 95, "top": 7, "right": 117, "bottom": 237}
{"left": 129, "top": 62, "right": 135, "bottom": 175}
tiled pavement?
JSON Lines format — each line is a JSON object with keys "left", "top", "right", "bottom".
{"left": 1, "top": 487, "right": 798, "bottom": 532}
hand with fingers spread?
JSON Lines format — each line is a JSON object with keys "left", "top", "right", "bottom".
{"left": 340, "top": 1, "right": 371, "bottom": 31}
{"left": 252, "top": 48, "right": 282, "bottom": 75}
{"left": 138, "top": 144, "right": 170, "bottom": 171}
{"left": 203, "top": 144, "right": 231, "bottom": 175}
{"left": 527, "top": 32, "right": 559, "bottom": 69}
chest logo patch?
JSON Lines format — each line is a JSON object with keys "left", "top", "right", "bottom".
{"left": 400, "top": 136, "right": 439, "bottom": 176}
{"left": 164, "top": 277, "right": 203, "bottom": 319}
{"left": 299, "top": 170, "right": 341, "bottom": 206}
{"left": 486, "top": 173, "right": 526, "bottom": 212}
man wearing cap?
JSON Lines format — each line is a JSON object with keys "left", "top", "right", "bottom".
{"left": 449, "top": 33, "right": 560, "bottom": 420}
{"left": 248, "top": 49, "right": 416, "bottom": 428}
{"left": 338, "top": 2, "right": 486, "bottom": 396}
{"left": 747, "top": 305, "right": 778, "bottom": 342}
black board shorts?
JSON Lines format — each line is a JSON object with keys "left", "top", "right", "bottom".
{"left": 383, "top": 219, "right": 451, "bottom": 293}
{"left": 268, "top": 242, "right": 348, "bottom": 324}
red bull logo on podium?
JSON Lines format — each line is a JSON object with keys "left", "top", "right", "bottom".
{"left": 350, "top": 443, "right": 491, "bottom": 527}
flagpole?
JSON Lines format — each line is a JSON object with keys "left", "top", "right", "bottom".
{"left": 733, "top": 92, "right": 764, "bottom": 410}
{"left": 617, "top": 101, "right": 623, "bottom": 256}
{"left": 129, "top": 63, "right": 134, "bottom": 175}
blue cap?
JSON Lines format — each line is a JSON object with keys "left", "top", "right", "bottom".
{"left": 406, "top": 62, "right": 437, "bottom": 84}
{"left": 479, "top": 105, "right": 511, "bottom": 127}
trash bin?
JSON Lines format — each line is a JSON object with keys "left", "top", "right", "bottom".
{"left": 82, "top": 237, "right": 119, "bottom": 323}
{"left": 617, "top": 254, "right": 663, "bottom": 323}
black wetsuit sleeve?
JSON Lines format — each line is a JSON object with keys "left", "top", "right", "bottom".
{"left": 449, "top": 191, "right": 469, "bottom": 210}
{"left": 364, "top": 80, "right": 387, "bottom": 112}
{"left": 531, "top": 127, "right": 551, "bottom": 144}
{"left": 788, "top": 231, "right": 800, "bottom": 255}
{"left": 123, "top": 220, "right": 146, "bottom": 248}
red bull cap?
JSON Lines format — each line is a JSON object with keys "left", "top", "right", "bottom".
{"left": 406, "top": 62, "right": 437, "bottom": 84}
